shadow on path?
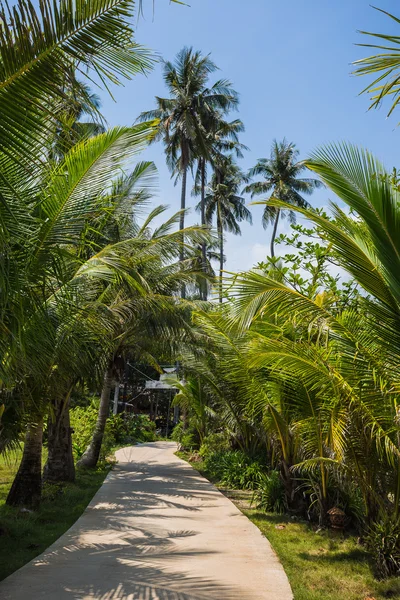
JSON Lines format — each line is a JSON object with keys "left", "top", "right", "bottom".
{"left": 0, "top": 442, "right": 293, "bottom": 600}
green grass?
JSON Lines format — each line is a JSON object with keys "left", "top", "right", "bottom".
{"left": 0, "top": 448, "right": 110, "bottom": 581}
{"left": 177, "top": 451, "right": 400, "bottom": 600}
{"left": 244, "top": 510, "right": 400, "bottom": 600}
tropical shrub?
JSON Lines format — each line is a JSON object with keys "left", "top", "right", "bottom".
{"left": 70, "top": 403, "right": 156, "bottom": 460}
{"left": 123, "top": 414, "right": 156, "bottom": 443}
{"left": 366, "top": 515, "right": 400, "bottom": 579}
{"left": 252, "top": 470, "right": 286, "bottom": 514}
{"left": 70, "top": 403, "right": 116, "bottom": 461}
{"left": 199, "top": 432, "right": 231, "bottom": 457}
{"left": 108, "top": 413, "right": 156, "bottom": 444}
{"left": 171, "top": 421, "right": 197, "bottom": 451}
{"left": 204, "top": 451, "right": 266, "bottom": 490}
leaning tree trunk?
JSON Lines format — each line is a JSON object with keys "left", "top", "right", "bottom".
{"left": 218, "top": 216, "right": 224, "bottom": 304}
{"left": 180, "top": 165, "right": 187, "bottom": 299}
{"left": 43, "top": 391, "right": 75, "bottom": 484}
{"left": 77, "top": 360, "right": 114, "bottom": 469}
{"left": 7, "top": 417, "right": 44, "bottom": 507}
{"left": 270, "top": 209, "right": 280, "bottom": 259}
{"left": 200, "top": 159, "right": 208, "bottom": 300}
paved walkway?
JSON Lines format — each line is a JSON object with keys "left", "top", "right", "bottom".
{"left": 0, "top": 442, "right": 293, "bottom": 600}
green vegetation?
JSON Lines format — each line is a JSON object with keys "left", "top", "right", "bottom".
{"left": 70, "top": 404, "right": 156, "bottom": 460}
{"left": 243, "top": 139, "right": 322, "bottom": 257}
{"left": 245, "top": 511, "right": 400, "bottom": 600}
{"left": 2, "top": 0, "right": 400, "bottom": 593}
{"left": 179, "top": 451, "right": 400, "bottom": 599}
{"left": 0, "top": 450, "right": 110, "bottom": 581}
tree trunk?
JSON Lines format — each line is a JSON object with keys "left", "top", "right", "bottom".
{"left": 113, "top": 382, "right": 119, "bottom": 415}
{"left": 270, "top": 209, "right": 280, "bottom": 258}
{"left": 200, "top": 159, "right": 208, "bottom": 300}
{"left": 7, "top": 417, "right": 44, "bottom": 507}
{"left": 218, "top": 216, "right": 224, "bottom": 304}
{"left": 43, "top": 392, "right": 75, "bottom": 483}
{"left": 180, "top": 166, "right": 187, "bottom": 299}
{"left": 78, "top": 360, "right": 114, "bottom": 468}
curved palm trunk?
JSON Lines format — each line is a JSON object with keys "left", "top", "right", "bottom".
{"left": 270, "top": 209, "right": 280, "bottom": 259}
{"left": 218, "top": 213, "right": 224, "bottom": 304}
{"left": 180, "top": 166, "right": 187, "bottom": 299}
{"left": 78, "top": 359, "right": 114, "bottom": 468}
{"left": 43, "top": 390, "right": 75, "bottom": 483}
{"left": 7, "top": 417, "right": 44, "bottom": 507}
{"left": 200, "top": 159, "right": 208, "bottom": 300}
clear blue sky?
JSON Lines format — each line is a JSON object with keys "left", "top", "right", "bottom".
{"left": 100, "top": 0, "right": 400, "bottom": 272}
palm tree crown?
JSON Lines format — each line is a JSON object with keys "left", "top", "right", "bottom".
{"left": 244, "top": 139, "right": 322, "bottom": 257}
{"left": 202, "top": 155, "right": 252, "bottom": 302}
{"left": 137, "top": 47, "right": 239, "bottom": 296}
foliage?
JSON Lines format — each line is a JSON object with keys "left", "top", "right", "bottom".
{"left": 244, "top": 139, "right": 322, "bottom": 257}
{"left": 202, "top": 154, "right": 252, "bottom": 301}
{"left": 353, "top": 7, "right": 400, "bottom": 119}
{"left": 172, "top": 377, "right": 215, "bottom": 443}
{"left": 199, "top": 432, "right": 231, "bottom": 457}
{"left": 171, "top": 421, "right": 198, "bottom": 451}
{"left": 71, "top": 403, "right": 156, "bottom": 459}
{"left": 244, "top": 510, "right": 400, "bottom": 600}
{"left": 366, "top": 515, "right": 400, "bottom": 579}
{"left": 70, "top": 403, "right": 118, "bottom": 460}
{"left": 252, "top": 470, "right": 286, "bottom": 514}
{"left": 173, "top": 140, "right": 400, "bottom": 584}
{"left": 257, "top": 217, "right": 361, "bottom": 310}
{"left": 204, "top": 451, "right": 266, "bottom": 490}
{"left": 0, "top": 451, "right": 109, "bottom": 581}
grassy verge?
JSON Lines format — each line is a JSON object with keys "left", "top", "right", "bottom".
{"left": 0, "top": 448, "right": 111, "bottom": 581}
{"left": 177, "top": 451, "right": 400, "bottom": 600}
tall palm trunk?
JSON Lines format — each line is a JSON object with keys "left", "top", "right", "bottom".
{"left": 78, "top": 359, "right": 114, "bottom": 468}
{"left": 44, "top": 389, "right": 75, "bottom": 483}
{"left": 200, "top": 159, "right": 208, "bottom": 300}
{"left": 7, "top": 417, "right": 44, "bottom": 507}
{"left": 218, "top": 212, "right": 224, "bottom": 304}
{"left": 270, "top": 209, "right": 280, "bottom": 258}
{"left": 180, "top": 165, "right": 187, "bottom": 299}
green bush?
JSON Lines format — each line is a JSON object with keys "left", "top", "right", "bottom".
{"left": 204, "top": 450, "right": 266, "bottom": 490}
{"left": 199, "top": 432, "right": 231, "bottom": 457}
{"left": 252, "top": 470, "right": 286, "bottom": 514}
{"left": 366, "top": 514, "right": 400, "bottom": 579}
{"left": 70, "top": 402, "right": 156, "bottom": 460}
{"left": 171, "top": 421, "right": 197, "bottom": 451}
{"left": 70, "top": 401, "right": 115, "bottom": 460}
{"left": 120, "top": 413, "right": 156, "bottom": 443}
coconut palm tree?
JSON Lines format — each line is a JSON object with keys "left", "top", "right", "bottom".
{"left": 0, "top": 0, "right": 157, "bottom": 504}
{"left": 225, "top": 143, "right": 400, "bottom": 520}
{"left": 78, "top": 208, "right": 210, "bottom": 469}
{"left": 193, "top": 118, "right": 247, "bottom": 299}
{"left": 137, "top": 47, "right": 239, "bottom": 296}
{"left": 244, "top": 139, "right": 322, "bottom": 258}
{"left": 202, "top": 155, "right": 252, "bottom": 302}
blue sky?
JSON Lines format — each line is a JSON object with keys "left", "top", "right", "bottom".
{"left": 100, "top": 0, "right": 400, "bottom": 272}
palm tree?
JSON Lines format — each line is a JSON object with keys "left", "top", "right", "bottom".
{"left": 225, "top": 143, "right": 400, "bottom": 521}
{"left": 77, "top": 211, "right": 210, "bottom": 469}
{"left": 202, "top": 155, "right": 252, "bottom": 302}
{"left": 193, "top": 118, "right": 247, "bottom": 299}
{"left": 244, "top": 139, "right": 322, "bottom": 258}
{"left": 4, "top": 124, "right": 157, "bottom": 506}
{"left": 0, "top": 0, "right": 155, "bottom": 506}
{"left": 137, "top": 47, "right": 239, "bottom": 296}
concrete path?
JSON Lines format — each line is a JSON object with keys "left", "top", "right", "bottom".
{"left": 0, "top": 442, "right": 293, "bottom": 600}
